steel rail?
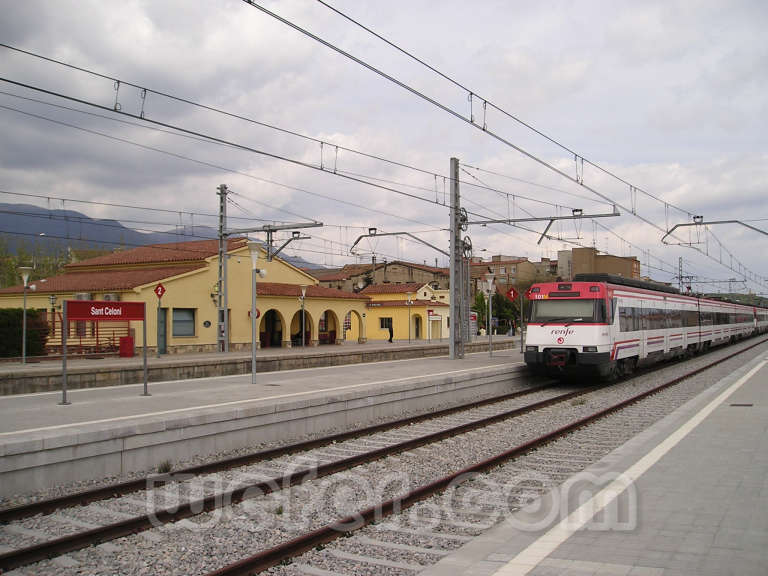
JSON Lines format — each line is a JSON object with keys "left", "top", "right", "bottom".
{"left": 0, "top": 379, "right": 549, "bottom": 524}
{"left": 205, "top": 336, "right": 768, "bottom": 575}
{"left": 0, "top": 384, "right": 592, "bottom": 572}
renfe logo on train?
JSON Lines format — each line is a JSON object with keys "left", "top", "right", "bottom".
{"left": 550, "top": 328, "right": 575, "bottom": 336}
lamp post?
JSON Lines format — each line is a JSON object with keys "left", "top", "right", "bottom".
{"left": 484, "top": 271, "right": 495, "bottom": 358}
{"left": 406, "top": 292, "right": 413, "bottom": 343}
{"left": 18, "top": 266, "right": 32, "bottom": 364}
{"left": 49, "top": 294, "right": 57, "bottom": 337}
{"left": 248, "top": 241, "right": 267, "bottom": 384}
{"left": 299, "top": 285, "right": 307, "bottom": 347}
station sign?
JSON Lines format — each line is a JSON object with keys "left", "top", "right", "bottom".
{"left": 65, "top": 300, "right": 146, "bottom": 321}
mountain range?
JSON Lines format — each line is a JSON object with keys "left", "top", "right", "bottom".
{"left": 0, "top": 203, "right": 324, "bottom": 270}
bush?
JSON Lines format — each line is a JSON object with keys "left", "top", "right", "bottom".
{"left": 0, "top": 308, "right": 49, "bottom": 357}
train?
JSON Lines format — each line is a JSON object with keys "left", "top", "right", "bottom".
{"left": 523, "top": 273, "right": 768, "bottom": 379}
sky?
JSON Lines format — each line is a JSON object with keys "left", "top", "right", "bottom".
{"left": 1, "top": 0, "right": 767, "bottom": 293}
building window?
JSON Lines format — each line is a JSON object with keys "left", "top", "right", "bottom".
{"left": 380, "top": 317, "right": 393, "bottom": 329}
{"left": 172, "top": 308, "right": 196, "bottom": 337}
{"left": 319, "top": 311, "right": 328, "bottom": 332}
{"left": 499, "top": 267, "right": 506, "bottom": 274}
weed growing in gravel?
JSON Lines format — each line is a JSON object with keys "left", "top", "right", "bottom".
{"left": 275, "top": 505, "right": 283, "bottom": 515}
{"left": 157, "top": 460, "right": 172, "bottom": 474}
{"left": 571, "top": 398, "right": 587, "bottom": 406}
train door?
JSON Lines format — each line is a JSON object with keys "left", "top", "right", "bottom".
{"left": 608, "top": 296, "right": 618, "bottom": 348}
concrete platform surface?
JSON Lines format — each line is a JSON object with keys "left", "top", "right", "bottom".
{"left": 0, "top": 348, "right": 526, "bottom": 497}
{"left": 419, "top": 347, "right": 768, "bottom": 575}
{"left": 0, "top": 336, "right": 519, "bottom": 394}
{"left": 0, "top": 348, "right": 522, "bottom": 435}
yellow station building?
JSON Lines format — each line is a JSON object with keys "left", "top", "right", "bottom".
{"left": 361, "top": 282, "right": 449, "bottom": 342}
{"left": 0, "top": 239, "right": 370, "bottom": 354}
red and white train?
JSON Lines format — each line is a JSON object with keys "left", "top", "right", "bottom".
{"left": 524, "top": 274, "right": 768, "bottom": 378}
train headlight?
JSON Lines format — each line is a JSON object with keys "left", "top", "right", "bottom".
{"left": 583, "top": 346, "right": 598, "bottom": 352}
{"left": 525, "top": 346, "right": 538, "bottom": 352}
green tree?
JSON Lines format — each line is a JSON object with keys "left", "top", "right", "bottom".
{"left": 473, "top": 291, "right": 487, "bottom": 328}
{"left": 0, "top": 309, "right": 49, "bottom": 357}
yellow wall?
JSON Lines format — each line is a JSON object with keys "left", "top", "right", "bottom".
{"left": 0, "top": 245, "right": 368, "bottom": 353}
{"left": 363, "top": 284, "right": 449, "bottom": 341}
{"left": 364, "top": 303, "right": 447, "bottom": 341}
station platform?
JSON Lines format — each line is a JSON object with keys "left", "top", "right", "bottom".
{"left": 0, "top": 346, "right": 526, "bottom": 499}
{"left": 0, "top": 337, "right": 518, "bottom": 395}
{"left": 420, "top": 346, "right": 768, "bottom": 575}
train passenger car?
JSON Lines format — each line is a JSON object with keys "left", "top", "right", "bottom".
{"left": 524, "top": 273, "right": 762, "bottom": 379}
{"left": 757, "top": 307, "right": 768, "bottom": 334}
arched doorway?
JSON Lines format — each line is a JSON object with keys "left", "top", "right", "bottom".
{"left": 414, "top": 314, "right": 423, "bottom": 340}
{"left": 344, "top": 310, "right": 365, "bottom": 342}
{"left": 259, "top": 309, "right": 284, "bottom": 348}
{"left": 290, "top": 310, "right": 313, "bottom": 346}
{"left": 318, "top": 309, "right": 340, "bottom": 345}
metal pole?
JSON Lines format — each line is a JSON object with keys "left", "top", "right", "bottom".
{"left": 60, "top": 301, "right": 70, "bottom": 405}
{"left": 449, "top": 157, "right": 462, "bottom": 359}
{"left": 156, "top": 296, "right": 161, "bottom": 358}
{"left": 252, "top": 267, "right": 257, "bottom": 384}
{"left": 142, "top": 304, "right": 150, "bottom": 396}
{"left": 408, "top": 297, "right": 412, "bottom": 343}
{"left": 488, "top": 287, "right": 493, "bottom": 358}
{"left": 301, "top": 298, "right": 305, "bottom": 347}
{"left": 22, "top": 285, "right": 27, "bottom": 364}
{"left": 217, "top": 184, "right": 229, "bottom": 353}
{"left": 519, "top": 289, "right": 524, "bottom": 353}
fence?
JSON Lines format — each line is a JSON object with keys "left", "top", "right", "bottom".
{"left": 44, "top": 310, "right": 131, "bottom": 356}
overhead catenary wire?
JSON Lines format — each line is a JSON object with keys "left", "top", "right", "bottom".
{"left": 311, "top": 1, "right": 702, "bottom": 222}
{"left": 0, "top": 46, "right": 683, "bottom": 241}
{"left": 0, "top": 81, "right": 445, "bottom": 213}
{"left": 243, "top": 1, "right": 765, "bottom": 291}
{"left": 0, "top": 102, "right": 439, "bottom": 230}
{"left": 2, "top": 43, "right": 763, "bottom": 289}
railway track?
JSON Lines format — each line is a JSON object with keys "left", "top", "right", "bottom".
{"left": 1, "top": 336, "right": 765, "bottom": 575}
{"left": 213, "top": 336, "right": 768, "bottom": 576}
{"left": 0, "top": 378, "right": 553, "bottom": 521}
{"left": 0, "top": 381, "right": 588, "bottom": 572}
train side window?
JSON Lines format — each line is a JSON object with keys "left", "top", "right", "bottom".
{"left": 619, "top": 306, "right": 631, "bottom": 332}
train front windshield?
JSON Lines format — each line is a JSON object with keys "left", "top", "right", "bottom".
{"left": 530, "top": 298, "right": 607, "bottom": 324}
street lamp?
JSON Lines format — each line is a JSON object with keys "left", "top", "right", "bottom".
{"left": 406, "top": 292, "right": 413, "bottom": 343}
{"left": 248, "top": 241, "right": 267, "bottom": 384}
{"left": 18, "top": 266, "right": 32, "bottom": 364}
{"left": 49, "top": 294, "right": 57, "bottom": 336}
{"left": 299, "top": 285, "right": 307, "bottom": 348}
{"left": 484, "top": 271, "right": 495, "bottom": 358}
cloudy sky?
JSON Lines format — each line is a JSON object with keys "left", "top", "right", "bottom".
{"left": 1, "top": 0, "right": 766, "bottom": 292}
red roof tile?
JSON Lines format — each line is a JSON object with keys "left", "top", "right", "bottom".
{"left": 360, "top": 282, "right": 425, "bottom": 295}
{"left": 256, "top": 283, "right": 369, "bottom": 300}
{"left": 66, "top": 238, "right": 249, "bottom": 268}
{"left": 471, "top": 259, "right": 527, "bottom": 267}
{"left": 366, "top": 299, "right": 449, "bottom": 308}
{"left": 0, "top": 265, "right": 206, "bottom": 294}
{"left": 310, "top": 269, "right": 350, "bottom": 282}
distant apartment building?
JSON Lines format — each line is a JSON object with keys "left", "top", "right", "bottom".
{"left": 470, "top": 257, "right": 537, "bottom": 295}
{"left": 557, "top": 247, "right": 640, "bottom": 280}
{"left": 311, "top": 260, "right": 449, "bottom": 292}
